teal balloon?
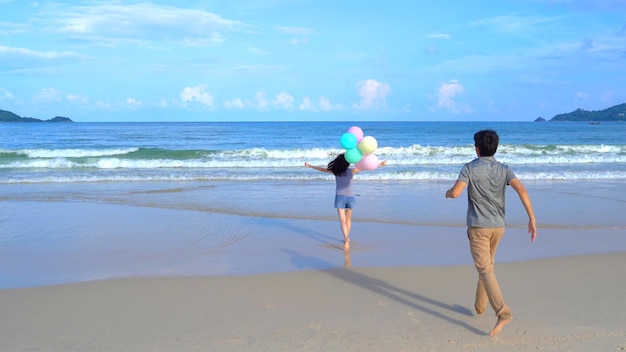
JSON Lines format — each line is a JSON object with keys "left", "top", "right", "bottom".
{"left": 340, "top": 132, "right": 358, "bottom": 150}
{"left": 344, "top": 147, "right": 363, "bottom": 164}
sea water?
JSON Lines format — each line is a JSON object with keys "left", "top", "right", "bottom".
{"left": 1, "top": 121, "right": 625, "bottom": 183}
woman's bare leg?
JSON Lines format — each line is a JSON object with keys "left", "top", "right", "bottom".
{"left": 337, "top": 208, "right": 352, "bottom": 251}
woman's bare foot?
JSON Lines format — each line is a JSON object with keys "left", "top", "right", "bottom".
{"left": 343, "top": 238, "right": 350, "bottom": 251}
{"left": 489, "top": 317, "right": 511, "bottom": 336}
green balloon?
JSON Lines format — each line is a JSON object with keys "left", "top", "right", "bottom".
{"left": 344, "top": 148, "right": 363, "bottom": 163}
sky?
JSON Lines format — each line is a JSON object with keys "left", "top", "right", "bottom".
{"left": 1, "top": 0, "right": 625, "bottom": 122}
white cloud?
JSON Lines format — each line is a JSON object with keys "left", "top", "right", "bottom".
{"left": 275, "top": 26, "right": 312, "bottom": 46}
{"left": 127, "top": 97, "right": 142, "bottom": 106}
{"left": 435, "top": 80, "right": 471, "bottom": 113}
{"left": 0, "top": 88, "right": 15, "bottom": 100}
{"left": 471, "top": 14, "right": 564, "bottom": 34}
{"left": 96, "top": 100, "right": 111, "bottom": 109}
{"left": 272, "top": 92, "right": 294, "bottom": 110}
{"left": 0, "top": 22, "right": 28, "bottom": 36}
{"left": 295, "top": 96, "right": 341, "bottom": 112}
{"left": 319, "top": 97, "right": 334, "bottom": 111}
{"left": 576, "top": 91, "right": 590, "bottom": 99}
{"left": 224, "top": 97, "right": 247, "bottom": 109}
{"left": 320, "top": 97, "right": 341, "bottom": 111}
{"left": 247, "top": 46, "right": 269, "bottom": 55}
{"left": 255, "top": 91, "right": 270, "bottom": 110}
{"left": 65, "top": 93, "right": 88, "bottom": 103}
{"left": 299, "top": 97, "right": 315, "bottom": 111}
{"left": 428, "top": 33, "right": 451, "bottom": 40}
{"left": 488, "top": 100, "right": 500, "bottom": 114}
{"left": 575, "top": 91, "right": 591, "bottom": 106}
{"left": 153, "top": 99, "right": 168, "bottom": 107}
{"left": 288, "top": 38, "right": 309, "bottom": 46}
{"left": 180, "top": 85, "right": 214, "bottom": 107}
{"left": 353, "top": 79, "right": 391, "bottom": 110}
{"left": 33, "top": 88, "right": 62, "bottom": 103}
{"left": 226, "top": 94, "right": 336, "bottom": 111}
{"left": 275, "top": 26, "right": 313, "bottom": 35}
{"left": 0, "top": 45, "right": 82, "bottom": 60}
{"left": 46, "top": 3, "right": 247, "bottom": 46}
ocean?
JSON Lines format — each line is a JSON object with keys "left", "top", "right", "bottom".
{"left": 1, "top": 121, "right": 625, "bottom": 183}
{"left": 1, "top": 121, "right": 626, "bottom": 288}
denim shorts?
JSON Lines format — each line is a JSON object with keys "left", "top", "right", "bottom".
{"left": 334, "top": 195, "right": 356, "bottom": 209}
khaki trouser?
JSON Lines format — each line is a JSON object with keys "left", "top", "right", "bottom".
{"left": 468, "top": 227, "right": 512, "bottom": 320}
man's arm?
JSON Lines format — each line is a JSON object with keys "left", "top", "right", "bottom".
{"left": 445, "top": 180, "right": 467, "bottom": 199}
{"left": 509, "top": 178, "right": 537, "bottom": 242}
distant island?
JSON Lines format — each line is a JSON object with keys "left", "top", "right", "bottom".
{"left": 0, "top": 109, "right": 73, "bottom": 123}
{"left": 535, "top": 103, "right": 626, "bottom": 122}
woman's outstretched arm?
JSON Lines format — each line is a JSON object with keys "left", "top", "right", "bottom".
{"left": 304, "top": 162, "right": 331, "bottom": 173}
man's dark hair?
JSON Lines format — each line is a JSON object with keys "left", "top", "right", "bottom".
{"left": 328, "top": 153, "right": 350, "bottom": 176}
{"left": 474, "top": 129, "right": 499, "bottom": 157}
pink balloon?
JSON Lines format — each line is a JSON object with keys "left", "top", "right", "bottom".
{"left": 356, "top": 154, "right": 380, "bottom": 171}
{"left": 347, "top": 126, "right": 364, "bottom": 142}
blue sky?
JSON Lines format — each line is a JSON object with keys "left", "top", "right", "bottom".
{"left": 1, "top": 0, "right": 625, "bottom": 122}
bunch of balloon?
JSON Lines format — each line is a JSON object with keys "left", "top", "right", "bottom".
{"left": 339, "top": 126, "right": 380, "bottom": 170}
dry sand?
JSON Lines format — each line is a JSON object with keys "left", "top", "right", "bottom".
{"left": 2, "top": 252, "right": 625, "bottom": 352}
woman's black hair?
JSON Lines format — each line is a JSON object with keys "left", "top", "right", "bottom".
{"left": 327, "top": 153, "right": 350, "bottom": 176}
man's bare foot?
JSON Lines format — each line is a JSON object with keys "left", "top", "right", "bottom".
{"left": 489, "top": 317, "right": 511, "bottom": 336}
{"left": 343, "top": 238, "right": 350, "bottom": 251}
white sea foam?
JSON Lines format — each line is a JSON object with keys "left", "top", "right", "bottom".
{"left": 2, "top": 154, "right": 623, "bottom": 169}
{"left": 1, "top": 142, "right": 624, "bottom": 183}
{"left": 2, "top": 169, "right": 625, "bottom": 184}
{"left": 9, "top": 148, "right": 139, "bottom": 158}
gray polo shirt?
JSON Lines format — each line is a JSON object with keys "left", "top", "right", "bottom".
{"left": 457, "top": 156, "right": 517, "bottom": 228}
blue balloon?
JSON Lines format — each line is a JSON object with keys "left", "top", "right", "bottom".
{"left": 340, "top": 132, "right": 358, "bottom": 150}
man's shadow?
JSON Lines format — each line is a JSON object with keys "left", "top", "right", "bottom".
{"left": 281, "top": 248, "right": 485, "bottom": 336}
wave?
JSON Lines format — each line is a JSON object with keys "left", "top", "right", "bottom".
{"left": 1, "top": 144, "right": 624, "bottom": 169}
{"left": 2, "top": 147, "right": 140, "bottom": 158}
{"left": 1, "top": 144, "right": 624, "bottom": 183}
{"left": 1, "top": 170, "right": 625, "bottom": 184}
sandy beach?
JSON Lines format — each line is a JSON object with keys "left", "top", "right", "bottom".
{"left": 2, "top": 179, "right": 626, "bottom": 351}
{"left": 1, "top": 252, "right": 625, "bottom": 351}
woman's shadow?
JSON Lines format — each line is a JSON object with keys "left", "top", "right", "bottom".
{"left": 281, "top": 248, "right": 485, "bottom": 336}
{"left": 256, "top": 217, "right": 484, "bottom": 335}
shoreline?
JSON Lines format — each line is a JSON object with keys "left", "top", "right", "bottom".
{"left": 3, "top": 185, "right": 626, "bottom": 290}
{"left": 4, "top": 211, "right": 626, "bottom": 289}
